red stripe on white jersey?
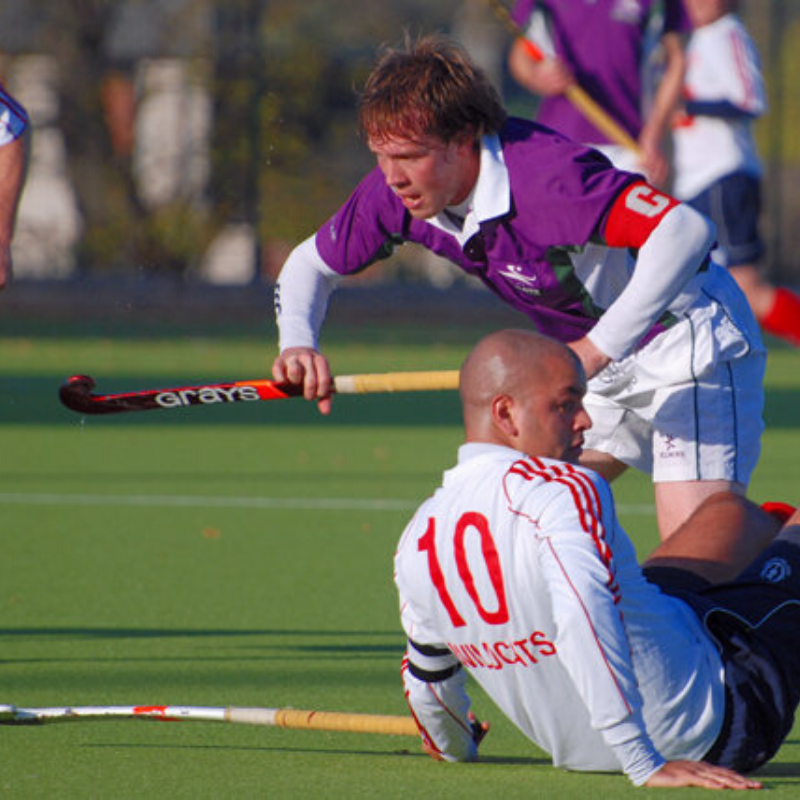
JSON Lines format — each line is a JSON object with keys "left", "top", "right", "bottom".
{"left": 504, "top": 458, "right": 619, "bottom": 601}
{"left": 402, "top": 655, "right": 473, "bottom": 759}
{"left": 505, "top": 459, "right": 631, "bottom": 711}
{"left": 401, "top": 657, "right": 441, "bottom": 756}
{"left": 729, "top": 29, "right": 758, "bottom": 113}
{"left": 544, "top": 536, "right": 633, "bottom": 714}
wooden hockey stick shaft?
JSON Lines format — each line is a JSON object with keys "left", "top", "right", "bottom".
{"left": 0, "top": 703, "right": 420, "bottom": 736}
{"left": 230, "top": 707, "right": 419, "bottom": 736}
{"left": 334, "top": 371, "right": 459, "bottom": 394}
{"left": 485, "top": 0, "right": 643, "bottom": 156}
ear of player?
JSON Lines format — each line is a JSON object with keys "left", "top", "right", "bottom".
{"left": 59, "top": 371, "right": 460, "bottom": 415}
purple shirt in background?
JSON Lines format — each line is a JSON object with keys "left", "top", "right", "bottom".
{"left": 315, "top": 118, "right": 638, "bottom": 344}
{"left": 511, "top": 0, "right": 689, "bottom": 144}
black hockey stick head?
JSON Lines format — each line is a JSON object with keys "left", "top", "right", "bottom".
{"left": 58, "top": 374, "right": 307, "bottom": 415}
{"left": 59, "top": 375, "right": 102, "bottom": 414}
{"left": 58, "top": 374, "right": 158, "bottom": 415}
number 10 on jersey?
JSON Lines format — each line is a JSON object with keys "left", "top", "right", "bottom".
{"left": 418, "top": 512, "right": 510, "bottom": 628}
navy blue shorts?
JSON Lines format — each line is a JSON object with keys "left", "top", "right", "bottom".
{"left": 644, "top": 528, "right": 800, "bottom": 773}
{"left": 687, "top": 172, "right": 764, "bottom": 267}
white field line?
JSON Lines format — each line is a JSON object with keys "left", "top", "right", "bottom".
{"left": 0, "top": 493, "right": 415, "bottom": 512}
{"left": 0, "top": 493, "right": 656, "bottom": 515}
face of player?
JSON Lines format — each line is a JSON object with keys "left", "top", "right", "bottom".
{"left": 513, "top": 354, "right": 591, "bottom": 464}
{"left": 368, "top": 134, "right": 479, "bottom": 220}
{"left": 683, "top": 0, "right": 729, "bottom": 28}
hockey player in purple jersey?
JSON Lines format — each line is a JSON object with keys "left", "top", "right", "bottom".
{"left": 508, "top": 0, "right": 689, "bottom": 184}
{"left": 272, "top": 35, "right": 764, "bottom": 541}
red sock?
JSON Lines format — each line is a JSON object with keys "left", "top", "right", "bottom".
{"left": 761, "top": 501, "right": 797, "bottom": 524}
{"left": 760, "top": 287, "right": 800, "bottom": 347}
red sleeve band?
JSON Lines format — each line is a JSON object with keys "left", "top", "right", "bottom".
{"left": 602, "top": 181, "right": 681, "bottom": 249}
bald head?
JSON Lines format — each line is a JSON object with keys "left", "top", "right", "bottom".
{"left": 460, "top": 329, "right": 589, "bottom": 460}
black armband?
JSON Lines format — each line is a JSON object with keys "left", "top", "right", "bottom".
{"left": 407, "top": 638, "right": 461, "bottom": 683}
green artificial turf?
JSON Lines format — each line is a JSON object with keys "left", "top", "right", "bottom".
{"left": 1, "top": 323, "right": 799, "bottom": 798}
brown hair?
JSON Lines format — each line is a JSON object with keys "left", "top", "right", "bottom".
{"left": 358, "top": 34, "right": 507, "bottom": 146}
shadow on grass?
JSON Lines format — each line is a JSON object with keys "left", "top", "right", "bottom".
{"left": 81, "top": 743, "right": 428, "bottom": 757}
{"left": 763, "top": 389, "right": 800, "bottom": 430}
{"left": 0, "top": 375, "right": 462, "bottom": 427}
{"left": 755, "top": 761, "right": 800, "bottom": 779}
{"left": 0, "top": 627, "right": 399, "bottom": 640}
{"left": 81, "top": 742, "right": 550, "bottom": 766}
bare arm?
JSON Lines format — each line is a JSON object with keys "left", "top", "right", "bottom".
{"left": 508, "top": 38, "right": 574, "bottom": 97}
{"left": 638, "top": 33, "right": 686, "bottom": 186}
{"left": 0, "top": 126, "right": 29, "bottom": 290}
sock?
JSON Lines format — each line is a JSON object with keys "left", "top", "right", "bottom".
{"left": 760, "top": 287, "right": 800, "bottom": 347}
{"left": 761, "top": 501, "right": 797, "bottom": 525}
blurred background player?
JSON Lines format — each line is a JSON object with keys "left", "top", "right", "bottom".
{"left": 672, "top": 0, "right": 800, "bottom": 349}
{"left": 0, "top": 83, "right": 28, "bottom": 291}
{"left": 508, "top": 0, "right": 689, "bottom": 185}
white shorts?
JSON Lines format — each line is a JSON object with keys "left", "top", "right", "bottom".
{"left": 583, "top": 266, "right": 766, "bottom": 484}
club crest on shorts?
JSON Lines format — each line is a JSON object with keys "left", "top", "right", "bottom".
{"left": 760, "top": 557, "right": 791, "bottom": 584}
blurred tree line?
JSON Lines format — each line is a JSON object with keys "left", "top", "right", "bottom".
{"left": 0, "top": 0, "right": 462, "bottom": 278}
{"left": 0, "top": 0, "right": 798, "bottom": 280}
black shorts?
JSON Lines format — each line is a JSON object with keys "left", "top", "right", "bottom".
{"left": 644, "top": 528, "right": 800, "bottom": 773}
{"left": 687, "top": 172, "right": 764, "bottom": 267}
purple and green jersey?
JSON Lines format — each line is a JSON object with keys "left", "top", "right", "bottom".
{"left": 316, "top": 118, "right": 638, "bottom": 345}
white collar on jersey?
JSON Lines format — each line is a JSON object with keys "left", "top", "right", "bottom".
{"left": 457, "top": 442, "right": 524, "bottom": 465}
{"left": 443, "top": 442, "right": 531, "bottom": 486}
{"left": 429, "top": 133, "right": 510, "bottom": 243}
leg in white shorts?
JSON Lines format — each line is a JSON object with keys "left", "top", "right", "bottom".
{"left": 582, "top": 271, "right": 766, "bottom": 538}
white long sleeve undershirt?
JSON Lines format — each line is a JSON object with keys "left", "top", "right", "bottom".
{"left": 274, "top": 235, "right": 341, "bottom": 352}
{"left": 588, "top": 203, "right": 716, "bottom": 360}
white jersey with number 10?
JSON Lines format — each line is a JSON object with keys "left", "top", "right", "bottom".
{"left": 394, "top": 443, "right": 724, "bottom": 781}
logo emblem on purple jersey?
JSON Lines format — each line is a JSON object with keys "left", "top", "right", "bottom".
{"left": 498, "top": 264, "right": 541, "bottom": 296}
{"left": 612, "top": 0, "right": 644, "bottom": 24}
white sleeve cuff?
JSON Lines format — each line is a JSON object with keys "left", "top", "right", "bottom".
{"left": 600, "top": 713, "right": 665, "bottom": 786}
{"left": 402, "top": 648, "right": 477, "bottom": 763}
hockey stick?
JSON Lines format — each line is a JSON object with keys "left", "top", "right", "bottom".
{"left": 0, "top": 703, "right": 419, "bottom": 736}
{"left": 485, "top": 0, "right": 643, "bottom": 157}
{"left": 59, "top": 371, "right": 460, "bottom": 415}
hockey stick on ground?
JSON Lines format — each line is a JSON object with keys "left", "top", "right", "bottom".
{"left": 484, "top": 0, "right": 643, "bottom": 157}
{"left": 0, "top": 703, "right": 419, "bottom": 736}
{"left": 59, "top": 371, "right": 460, "bottom": 415}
